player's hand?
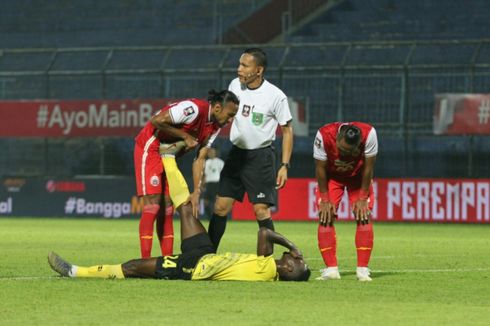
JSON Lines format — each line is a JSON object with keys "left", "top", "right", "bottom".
{"left": 183, "top": 135, "right": 198, "bottom": 151}
{"left": 318, "top": 200, "right": 336, "bottom": 226}
{"left": 353, "top": 199, "right": 370, "bottom": 224}
{"left": 289, "top": 248, "right": 303, "bottom": 260}
{"left": 188, "top": 191, "right": 200, "bottom": 218}
{"left": 275, "top": 167, "right": 288, "bottom": 189}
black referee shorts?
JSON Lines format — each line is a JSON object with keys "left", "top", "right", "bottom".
{"left": 217, "top": 145, "right": 277, "bottom": 206}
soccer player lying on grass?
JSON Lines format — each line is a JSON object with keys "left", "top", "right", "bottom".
{"left": 48, "top": 200, "right": 311, "bottom": 281}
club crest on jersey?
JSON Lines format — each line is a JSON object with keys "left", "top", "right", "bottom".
{"left": 150, "top": 175, "right": 160, "bottom": 187}
{"left": 252, "top": 112, "right": 264, "bottom": 126}
{"left": 183, "top": 106, "right": 195, "bottom": 116}
{"left": 242, "top": 105, "right": 251, "bottom": 117}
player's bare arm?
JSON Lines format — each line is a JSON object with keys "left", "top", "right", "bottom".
{"left": 256, "top": 227, "right": 302, "bottom": 258}
{"left": 189, "top": 146, "right": 209, "bottom": 217}
{"left": 276, "top": 121, "right": 293, "bottom": 189}
{"left": 353, "top": 155, "right": 377, "bottom": 224}
{"left": 150, "top": 110, "right": 198, "bottom": 150}
{"left": 315, "top": 159, "right": 336, "bottom": 226}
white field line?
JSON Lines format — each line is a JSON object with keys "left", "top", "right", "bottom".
{"left": 307, "top": 256, "right": 395, "bottom": 260}
{"left": 370, "top": 267, "right": 490, "bottom": 273}
{"left": 0, "top": 276, "right": 58, "bottom": 281}
{"left": 308, "top": 254, "right": 483, "bottom": 260}
{"left": 2, "top": 267, "right": 490, "bottom": 280}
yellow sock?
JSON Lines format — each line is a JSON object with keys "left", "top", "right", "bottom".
{"left": 73, "top": 264, "right": 125, "bottom": 279}
{"left": 162, "top": 156, "right": 190, "bottom": 208}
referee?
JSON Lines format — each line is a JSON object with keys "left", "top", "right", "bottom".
{"left": 208, "top": 48, "right": 293, "bottom": 250}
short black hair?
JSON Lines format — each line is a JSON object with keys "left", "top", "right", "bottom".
{"left": 294, "top": 266, "right": 311, "bottom": 282}
{"left": 280, "top": 260, "right": 311, "bottom": 282}
{"left": 207, "top": 89, "right": 239, "bottom": 106}
{"left": 338, "top": 124, "right": 361, "bottom": 146}
{"left": 243, "top": 48, "right": 267, "bottom": 72}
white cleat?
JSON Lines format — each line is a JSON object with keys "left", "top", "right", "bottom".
{"left": 316, "top": 267, "right": 341, "bottom": 280}
{"left": 356, "top": 267, "right": 372, "bottom": 282}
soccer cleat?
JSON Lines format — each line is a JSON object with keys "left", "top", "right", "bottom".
{"left": 356, "top": 267, "right": 372, "bottom": 282}
{"left": 316, "top": 267, "right": 341, "bottom": 280}
{"left": 48, "top": 252, "right": 73, "bottom": 277}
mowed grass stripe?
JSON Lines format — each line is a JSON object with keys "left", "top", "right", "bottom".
{"left": 0, "top": 218, "right": 489, "bottom": 326}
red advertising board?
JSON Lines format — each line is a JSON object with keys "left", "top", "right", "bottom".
{"left": 0, "top": 99, "right": 173, "bottom": 137}
{"left": 232, "top": 178, "right": 490, "bottom": 224}
{"left": 0, "top": 98, "right": 304, "bottom": 137}
{"left": 434, "top": 94, "right": 490, "bottom": 135}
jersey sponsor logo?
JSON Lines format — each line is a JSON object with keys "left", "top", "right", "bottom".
{"left": 252, "top": 112, "right": 264, "bottom": 126}
{"left": 183, "top": 106, "right": 195, "bottom": 116}
{"left": 150, "top": 175, "right": 160, "bottom": 187}
{"left": 334, "top": 159, "right": 355, "bottom": 172}
{"left": 257, "top": 192, "right": 266, "bottom": 198}
{"left": 242, "top": 105, "right": 251, "bottom": 117}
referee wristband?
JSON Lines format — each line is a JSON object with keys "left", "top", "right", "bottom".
{"left": 280, "top": 162, "right": 290, "bottom": 170}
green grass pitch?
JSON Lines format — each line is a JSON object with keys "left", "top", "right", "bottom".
{"left": 0, "top": 217, "right": 489, "bottom": 325}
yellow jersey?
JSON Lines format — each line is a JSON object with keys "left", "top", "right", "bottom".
{"left": 191, "top": 252, "right": 278, "bottom": 281}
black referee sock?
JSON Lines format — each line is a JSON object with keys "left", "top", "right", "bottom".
{"left": 257, "top": 217, "right": 275, "bottom": 231}
{"left": 208, "top": 213, "right": 227, "bottom": 250}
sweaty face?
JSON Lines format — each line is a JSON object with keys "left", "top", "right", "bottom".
{"left": 237, "top": 53, "right": 261, "bottom": 86}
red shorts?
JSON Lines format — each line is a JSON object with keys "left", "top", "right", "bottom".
{"left": 316, "top": 178, "right": 375, "bottom": 210}
{"left": 134, "top": 144, "right": 169, "bottom": 196}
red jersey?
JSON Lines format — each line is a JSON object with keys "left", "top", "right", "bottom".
{"left": 313, "top": 122, "right": 378, "bottom": 181}
{"left": 135, "top": 98, "right": 221, "bottom": 153}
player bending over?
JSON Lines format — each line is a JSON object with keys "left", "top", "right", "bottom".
{"left": 48, "top": 200, "right": 310, "bottom": 281}
{"left": 314, "top": 122, "right": 378, "bottom": 281}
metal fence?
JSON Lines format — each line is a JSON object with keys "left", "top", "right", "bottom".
{"left": 1, "top": 40, "right": 489, "bottom": 178}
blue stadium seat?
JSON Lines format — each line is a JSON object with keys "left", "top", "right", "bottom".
{"left": 292, "top": 0, "right": 490, "bottom": 42}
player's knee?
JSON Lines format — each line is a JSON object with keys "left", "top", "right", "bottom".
{"left": 213, "top": 197, "right": 232, "bottom": 216}
{"left": 178, "top": 203, "right": 193, "bottom": 220}
{"left": 253, "top": 204, "right": 270, "bottom": 219}
{"left": 143, "top": 194, "right": 162, "bottom": 206}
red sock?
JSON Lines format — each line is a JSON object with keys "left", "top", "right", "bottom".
{"left": 356, "top": 223, "right": 374, "bottom": 267}
{"left": 159, "top": 205, "right": 174, "bottom": 256}
{"left": 139, "top": 204, "right": 159, "bottom": 258}
{"left": 318, "top": 225, "right": 337, "bottom": 267}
